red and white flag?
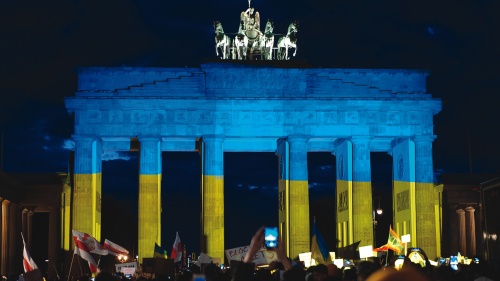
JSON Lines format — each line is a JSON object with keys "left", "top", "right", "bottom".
{"left": 170, "top": 232, "right": 182, "bottom": 263}
{"left": 72, "top": 230, "right": 100, "bottom": 273}
{"left": 103, "top": 239, "right": 129, "bottom": 256}
{"left": 22, "top": 233, "right": 38, "bottom": 272}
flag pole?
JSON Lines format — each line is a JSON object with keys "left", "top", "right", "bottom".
{"left": 78, "top": 254, "right": 83, "bottom": 276}
{"left": 52, "top": 262, "right": 60, "bottom": 280}
{"left": 67, "top": 254, "right": 75, "bottom": 281}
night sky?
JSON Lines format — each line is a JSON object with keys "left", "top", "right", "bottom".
{"left": 1, "top": 0, "right": 499, "bottom": 262}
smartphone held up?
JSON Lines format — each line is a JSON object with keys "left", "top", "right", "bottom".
{"left": 264, "top": 227, "right": 278, "bottom": 249}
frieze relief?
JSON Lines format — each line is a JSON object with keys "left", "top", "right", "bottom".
{"left": 301, "top": 111, "right": 317, "bottom": 124}
{"left": 396, "top": 190, "right": 410, "bottom": 212}
{"left": 319, "top": 111, "right": 338, "bottom": 124}
{"left": 153, "top": 110, "right": 168, "bottom": 124}
{"left": 279, "top": 191, "right": 285, "bottom": 211}
{"left": 196, "top": 110, "right": 212, "bottom": 124}
{"left": 338, "top": 190, "right": 348, "bottom": 212}
{"left": 131, "top": 110, "right": 146, "bottom": 124}
{"left": 364, "top": 111, "right": 378, "bottom": 124}
{"left": 283, "top": 111, "right": 297, "bottom": 125}
{"left": 260, "top": 111, "right": 276, "bottom": 124}
{"left": 387, "top": 111, "right": 402, "bottom": 125}
{"left": 407, "top": 111, "right": 421, "bottom": 125}
{"left": 345, "top": 111, "right": 359, "bottom": 124}
{"left": 174, "top": 110, "right": 189, "bottom": 124}
{"left": 109, "top": 110, "right": 123, "bottom": 123}
{"left": 216, "top": 111, "right": 232, "bottom": 124}
{"left": 238, "top": 111, "right": 254, "bottom": 125}
{"left": 86, "top": 110, "right": 101, "bottom": 124}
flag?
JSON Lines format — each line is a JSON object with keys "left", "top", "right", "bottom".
{"left": 72, "top": 230, "right": 99, "bottom": 273}
{"left": 72, "top": 230, "right": 109, "bottom": 255}
{"left": 337, "top": 241, "right": 361, "bottom": 260}
{"left": 154, "top": 243, "right": 168, "bottom": 259}
{"left": 171, "top": 232, "right": 182, "bottom": 263}
{"left": 22, "top": 233, "right": 38, "bottom": 272}
{"left": 103, "top": 239, "right": 129, "bottom": 256}
{"left": 311, "top": 219, "right": 330, "bottom": 264}
{"left": 373, "top": 225, "right": 405, "bottom": 254}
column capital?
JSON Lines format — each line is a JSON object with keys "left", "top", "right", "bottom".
{"left": 456, "top": 208, "right": 465, "bottom": 214}
{"left": 137, "top": 135, "right": 162, "bottom": 142}
{"left": 333, "top": 138, "right": 350, "bottom": 149}
{"left": 465, "top": 206, "right": 475, "bottom": 212}
{"left": 2, "top": 199, "right": 10, "bottom": 206}
{"left": 202, "top": 135, "right": 225, "bottom": 143}
{"left": 286, "top": 135, "right": 309, "bottom": 143}
{"left": 412, "top": 135, "right": 437, "bottom": 144}
{"left": 350, "top": 136, "right": 372, "bottom": 144}
{"left": 391, "top": 137, "right": 411, "bottom": 148}
{"left": 72, "top": 134, "right": 100, "bottom": 143}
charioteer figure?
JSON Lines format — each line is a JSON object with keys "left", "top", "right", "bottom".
{"left": 239, "top": 0, "right": 261, "bottom": 40}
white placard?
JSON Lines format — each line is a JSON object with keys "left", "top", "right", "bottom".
{"left": 298, "top": 252, "right": 312, "bottom": 267}
{"left": 401, "top": 234, "right": 411, "bottom": 243}
{"left": 333, "top": 259, "right": 344, "bottom": 269}
{"left": 115, "top": 261, "right": 138, "bottom": 274}
{"left": 359, "top": 245, "right": 374, "bottom": 259}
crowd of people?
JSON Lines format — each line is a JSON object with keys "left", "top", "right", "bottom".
{"left": 86, "top": 227, "right": 498, "bottom": 281}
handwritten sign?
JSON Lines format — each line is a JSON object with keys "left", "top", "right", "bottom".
{"left": 225, "top": 246, "right": 278, "bottom": 266}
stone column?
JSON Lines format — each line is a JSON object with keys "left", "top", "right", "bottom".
{"left": 457, "top": 209, "right": 466, "bottom": 255}
{"left": 276, "top": 139, "right": 290, "bottom": 256}
{"left": 334, "top": 139, "right": 353, "bottom": 247}
{"left": 200, "top": 135, "right": 225, "bottom": 262}
{"left": 28, "top": 209, "right": 34, "bottom": 251}
{"left": 287, "top": 136, "right": 310, "bottom": 258}
{"left": 72, "top": 135, "right": 102, "bottom": 238}
{"left": 391, "top": 138, "right": 416, "bottom": 248}
{"left": 138, "top": 136, "right": 162, "bottom": 263}
{"left": 414, "top": 135, "right": 437, "bottom": 259}
{"left": 8, "top": 203, "right": 18, "bottom": 275}
{"left": 465, "top": 206, "right": 476, "bottom": 256}
{"left": 1, "top": 199, "right": 10, "bottom": 276}
{"left": 351, "top": 137, "right": 373, "bottom": 247}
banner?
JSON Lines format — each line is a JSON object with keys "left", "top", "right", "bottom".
{"left": 224, "top": 246, "right": 278, "bottom": 266}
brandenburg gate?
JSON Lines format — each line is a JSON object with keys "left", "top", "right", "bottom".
{"left": 64, "top": 62, "right": 442, "bottom": 262}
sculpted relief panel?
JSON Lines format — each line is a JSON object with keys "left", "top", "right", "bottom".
{"left": 82, "top": 108, "right": 424, "bottom": 138}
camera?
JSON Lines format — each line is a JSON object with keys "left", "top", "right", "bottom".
{"left": 264, "top": 227, "right": 278, "bottom": 248}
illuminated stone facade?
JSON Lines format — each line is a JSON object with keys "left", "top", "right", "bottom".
{"left": 65, "top": 62, "right": 442, "bottom": 261}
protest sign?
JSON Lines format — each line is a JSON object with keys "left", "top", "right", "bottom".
{"left": 224, "top": 246, "right": 278, "bottom": 266}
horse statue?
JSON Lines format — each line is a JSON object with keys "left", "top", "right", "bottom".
{"left": 234, "top": 20, "right": 249, "bottom": 60}
{"left": 260, "top": 19, "right": 275, "bottom": 60}
{"left": 277, "top": 20, "right": 299, "bottom": 60}
{"left": 213, "top": 21, "right": 231, "bottom": 59}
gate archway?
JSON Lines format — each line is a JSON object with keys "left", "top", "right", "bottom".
{"left": 65, "top": 62, "right": 442, "bottom": 262}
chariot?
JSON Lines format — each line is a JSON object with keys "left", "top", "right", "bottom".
{"left": 214, "top": 0, "right": 298, "bottom": 61}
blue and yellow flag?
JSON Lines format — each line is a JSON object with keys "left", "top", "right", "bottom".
{"left": 154, "top": 243, "right": 168, "bottom": 259}
{"left": 311, "top": 219, "right": 330, "bottom": 264}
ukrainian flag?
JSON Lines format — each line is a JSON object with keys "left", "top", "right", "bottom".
{"left": 311, "top": 219, "right": 330, "bottom": 264}
{"left": 154, "top": 243, "right": 168, "bottom": 259}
